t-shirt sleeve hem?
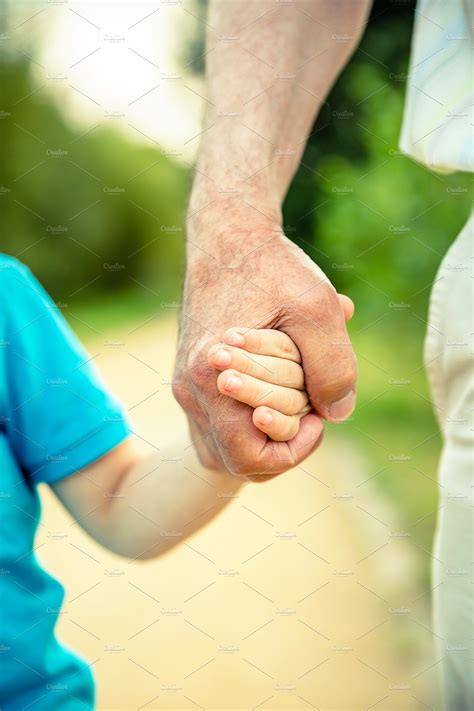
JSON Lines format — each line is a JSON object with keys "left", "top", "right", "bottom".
{"left": 29, "top": 420, "right": 133, "bottom": 485}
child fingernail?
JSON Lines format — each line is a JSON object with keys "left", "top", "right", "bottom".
{"left": 225, "top": 331, "right": 245, "bottom": 347}
{"left": 225, "top": 374, "right": 241, "bottom": 391}
{"left": 213, "top": 349, "right": 231, "bottom": 366}
{"left": 259, "top": 411, "right": 273, "bottom": 425}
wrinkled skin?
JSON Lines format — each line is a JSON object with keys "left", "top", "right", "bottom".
{"left": 173, "top": 223, "right": 357, "bottom": 480}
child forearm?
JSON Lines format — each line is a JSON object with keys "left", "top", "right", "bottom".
{"left": 52, "top": 439, "right": 244, "bottom": 559}
{"left": 51, "top": 328, "right": 319, "bottom": 558}
{"left": 102, "top": 447, "right": 244, "bottom": 559}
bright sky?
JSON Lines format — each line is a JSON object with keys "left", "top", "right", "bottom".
{"left": 16, "top": 1, "right": 205, "bottom": 162}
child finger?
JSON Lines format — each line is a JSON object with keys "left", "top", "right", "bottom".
{"left": 252, "top": 407, "right": 301, "bottom": 442}
{"left": 222, "top": 328, "right": 301, "bottom": 362}
{"left": 208, "top": 344, "right": 305, "bottom": 389}
{"left": 217, "top": 369, "right": 309, "bottom": 415}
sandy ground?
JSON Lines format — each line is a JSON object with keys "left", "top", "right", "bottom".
{"left": 37, "top": 315, "right": 441, "bottom": 710}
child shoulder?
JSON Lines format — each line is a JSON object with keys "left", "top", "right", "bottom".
{"left": 0, "top": 256, "right": 47, "bottom": 322}
{"left": 0, "top": 254, "right": 33, "bottom": 285}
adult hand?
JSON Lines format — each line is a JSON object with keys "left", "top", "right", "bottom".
{"left": 173, "top": 210, "right": 357, "bottom": 479}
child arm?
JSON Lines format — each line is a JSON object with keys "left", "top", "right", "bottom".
{"left": 2, "top": 258, "right": 316, "bottom": 560}
{"left": 51, "top": 438, "right": 244, "bottom": 560}
{"left": 51, "top": 327, "right": 318, "bottom": 560}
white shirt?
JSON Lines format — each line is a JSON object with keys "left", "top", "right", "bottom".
{"left": 399, "top": 0, "right": 474, "bottom": 173}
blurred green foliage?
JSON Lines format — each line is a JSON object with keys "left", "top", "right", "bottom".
{"left": 0, "top": 55, "right": 188, "bottom": 300}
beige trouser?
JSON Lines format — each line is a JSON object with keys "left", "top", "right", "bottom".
{"left": 424, "top": 213, "right": 474, "bottom": 710}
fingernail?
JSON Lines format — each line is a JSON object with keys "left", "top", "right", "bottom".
{"left": 224, "top": 374, "right": 241, "bottom": 392}
{"left": 329, "top": 390, "right": 355, "bottom": 421}
{"left": 208, "top": 344, "right": 220, "bottom": 357}
{"left": 213, "top": 349, "right": 231, "bottom": 367}
{"left": 225, "top": 331, "right": 245, "bottom": 347}
{"left": 259, "top": 411, "right": 273, "bottom": 425}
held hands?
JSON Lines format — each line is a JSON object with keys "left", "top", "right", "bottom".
{"left": 207, "top": 327, "right": 317, "bottom": 482}
{"left": 173, "top": 224, "right": 358, "bottom": 477}
{"left": 208, "top": 310, "right": 354, "bottom": 451}
{"left": 208, "top": 328, "right": 312, "bottom": 443}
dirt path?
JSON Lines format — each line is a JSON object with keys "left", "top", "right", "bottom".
{"left": 37, "top": 316, "right": 439, "bottom": 710}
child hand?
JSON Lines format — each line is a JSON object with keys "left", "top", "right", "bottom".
{"left": 207, "top": 328, "right": 310, "bottom": 442}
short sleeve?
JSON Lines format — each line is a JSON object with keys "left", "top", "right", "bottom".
{"left": 1, "top": 257, "right": 131, "bottom": 484}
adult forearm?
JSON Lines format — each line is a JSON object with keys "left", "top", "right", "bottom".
{"left": 188, "top": 0, "right": 372, "bottom": 243}
{"left": 174, "top": 1, "right": 366, "bottom": 475}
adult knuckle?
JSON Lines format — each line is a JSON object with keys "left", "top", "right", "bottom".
{"left": 293, "top": 280, "right": 332, "bottom": 309}
{"left": 281, "top": 283, "right": 338, "bottom": 331}
{"left": 172, "top": 378, "right": 192, "bottom": 410}
{"left": 215, "top": 425, "right": 255, "bottom": 475}
{"left": 189, "top": 353, "right": 215, "bottom": 391}
{"left": 313, "top": 285, "right": 340, "bottom": 322}
{"left": 315, "top": 280, "right": 337, "bottom": 305}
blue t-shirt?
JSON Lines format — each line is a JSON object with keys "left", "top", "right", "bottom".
{"left": 0, "top": 256, "right": 131, "bottom": 709}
